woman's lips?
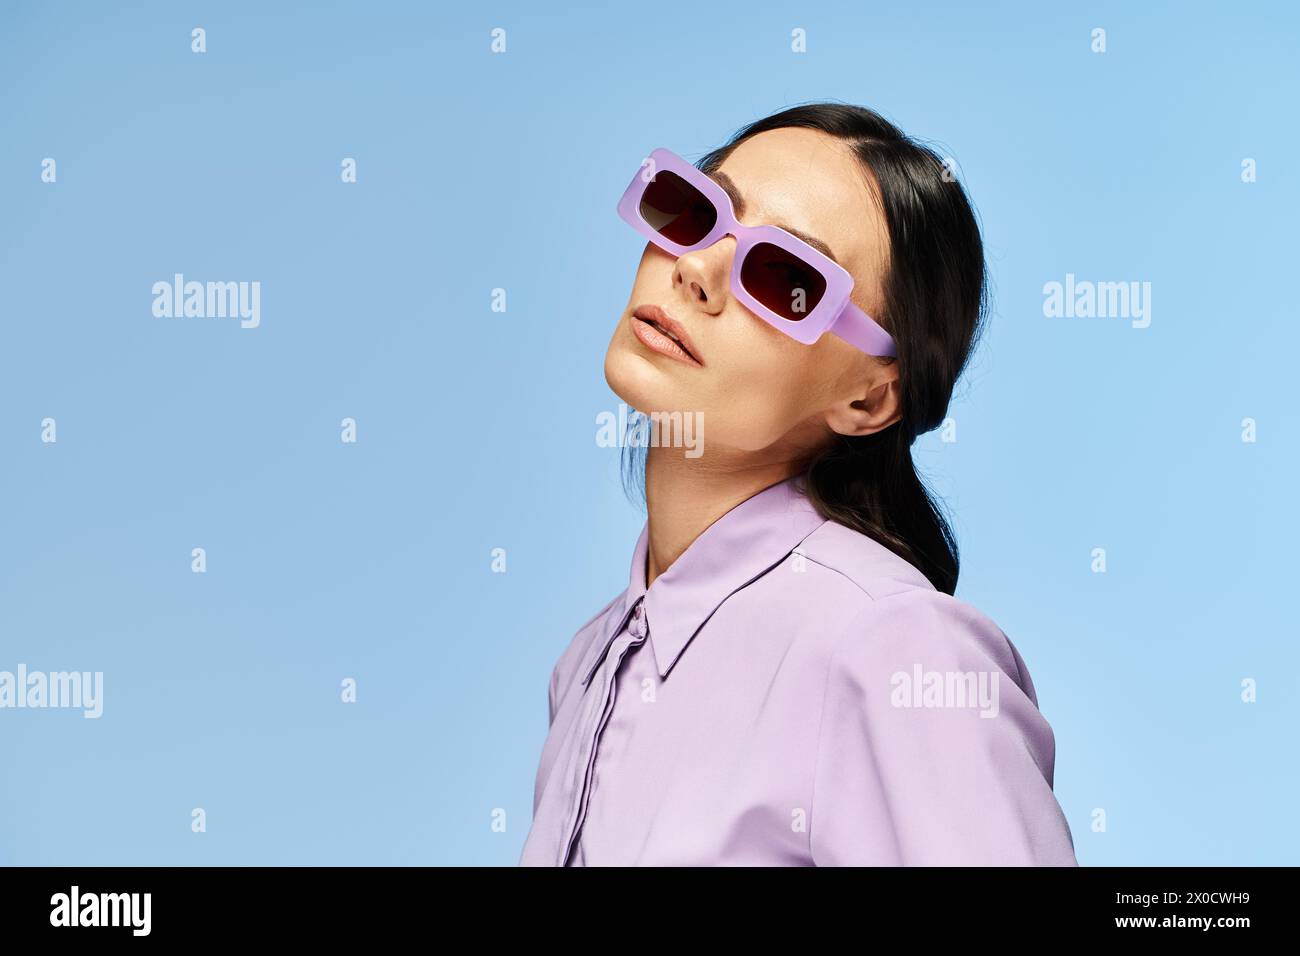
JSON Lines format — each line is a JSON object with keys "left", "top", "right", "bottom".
{"left": 630, "top": 305, "right": 704, "bottom": 367}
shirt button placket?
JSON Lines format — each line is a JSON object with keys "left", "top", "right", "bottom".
{"left": 628, "top": 601, "right": 647, "bottom": 638}
{"left": 557, "top": 598, "right": 648, "bottom": 866}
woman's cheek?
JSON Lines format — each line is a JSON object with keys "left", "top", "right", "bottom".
{"left": 695, "top": 386, "right": 780, "bottom": 452}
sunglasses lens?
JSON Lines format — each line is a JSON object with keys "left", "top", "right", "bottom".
{"left": 640, "top": 170, "right": 718, "bottom": 246}
{"left": 740, "top": 242, "right": 828, "bottom": 321}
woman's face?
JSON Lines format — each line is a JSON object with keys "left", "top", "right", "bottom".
{"left": 604, "top": 126, "right": 901, "bottom": 462}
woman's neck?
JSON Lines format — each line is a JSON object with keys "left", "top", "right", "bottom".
{"left": 641, "top": 447, "right": 802, "bottom": 588}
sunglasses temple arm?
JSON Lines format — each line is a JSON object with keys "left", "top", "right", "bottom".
{"left": 830, "top": 302, "right": 898, "bottom": 358}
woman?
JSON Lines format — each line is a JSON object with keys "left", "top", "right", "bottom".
{"left": 520, "top": 102, "right": 1077, "bottom": 866}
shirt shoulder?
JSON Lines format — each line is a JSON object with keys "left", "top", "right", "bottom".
{"left": 799, "top": 546, "right": 1075, "bottom": 864}
{"left": 793, "top": 520, "right": 1037, "bottom": 703}
{"left": 793, "top": 518, "right": 937, "bottom": 602}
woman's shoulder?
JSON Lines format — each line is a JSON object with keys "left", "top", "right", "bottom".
{"left": 799, "top": 532, "right": 1072, "bottom": 864}
{"left": 794, "top": 518, "right": 936, "bottom": 600}
{"left": 792, "top": 519, "right": 1037, "bottom": 704}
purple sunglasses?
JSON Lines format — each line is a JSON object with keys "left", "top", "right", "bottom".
{"left": 617, "top": 147, "right": 897, "bottom": 357}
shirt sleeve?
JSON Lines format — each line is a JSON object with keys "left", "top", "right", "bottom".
{"left": 809, "top": 588, "right": 1077, "bottom": 866}
{"left": 547, "top": 660, "right": 560, "bottom": 727}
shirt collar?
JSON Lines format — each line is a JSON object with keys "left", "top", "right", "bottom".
{"left": 580, "top": 475, "right": 828, "bottom": 685}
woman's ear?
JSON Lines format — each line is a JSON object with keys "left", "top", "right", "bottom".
{"left": 824, "top": 363, "right": 902, "bottom": 437}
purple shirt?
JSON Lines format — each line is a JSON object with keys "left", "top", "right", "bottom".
{"left": 520, "top": 476, "right": 1077, "bottom": 866}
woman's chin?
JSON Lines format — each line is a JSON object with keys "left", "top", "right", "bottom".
{"left": 603, "top": 346, "right": 682, "bottom": 413}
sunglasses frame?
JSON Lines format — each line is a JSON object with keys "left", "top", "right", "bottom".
{"left": 617, "top": 147, "right": 897, "bottom": 358}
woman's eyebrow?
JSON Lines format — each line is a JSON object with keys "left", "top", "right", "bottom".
{"left": 708, "top": 169, "right": 840, "bottom": 264}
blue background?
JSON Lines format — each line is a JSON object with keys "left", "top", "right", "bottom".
{"left": 1, "top": 0, "right": 1295, "bottom": 865}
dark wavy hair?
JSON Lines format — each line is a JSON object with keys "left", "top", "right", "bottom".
{"left": 622, "top": 102, "right": 989, "bottom": 595}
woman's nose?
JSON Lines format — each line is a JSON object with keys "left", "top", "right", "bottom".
{"left": 672, "top": 235, "right": 736, "bottom": 315}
